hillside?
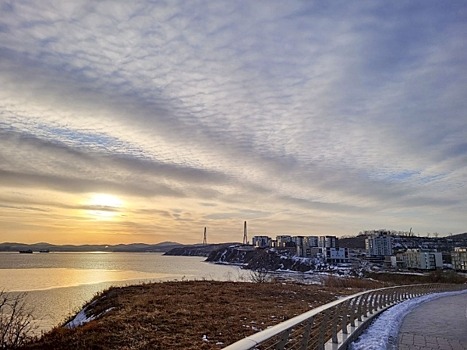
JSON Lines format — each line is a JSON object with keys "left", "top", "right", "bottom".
{"left": 206, "top": 245, "right": 321, "bottom": 272}
{"left": 164, "top": 243, "right": 239, "bottom": 257}
{"left": 22, "top": 280, "right": 380, "bottom": 350}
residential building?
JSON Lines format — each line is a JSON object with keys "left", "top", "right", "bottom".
{"left": 276, "top": 235, "right": 293, "bottom": 248}
{"left": 322, "top": 247, "right": 349, "bottom": 264}
{"left": 292, "top": 236, "right": 305, "bottom": 256}
{"left": 304, "top": 236, "right": 319, "bottom": 248}
{"left": 252, "top": 236, "right": 271, "bottom": 248}
{"left": 402, "top": 249, "right": 442, "bottom": 270}
{"left": 366, "top": 232, "right": 393, "bottom": 257}
{"left": 451, "top": 247, "right": 467, "bottom": 271}
{"left": 297, "top": 236, "right": 319, "bottom": 257}
{"left": 318, "top": 236, "right": 337, "bottom": 248}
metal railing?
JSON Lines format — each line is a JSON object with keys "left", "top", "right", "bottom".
{"left": 222, "top": 283, "right": 466, "bottom": 350}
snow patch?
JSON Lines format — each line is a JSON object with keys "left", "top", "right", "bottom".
{"left": 349, "top": 289, "right": 467, "bottom": 350}
{"left": 65, "top": 302, "right": 115, "bottom": 329}
{"left": 65, "top": 308, "right": 96, "bottom": 329}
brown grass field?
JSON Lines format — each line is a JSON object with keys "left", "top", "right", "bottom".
{"left": 22, "top": 278, "right": 386, "bottom": 350}
{"left": 22, "top": 270, "right": 465, "bottom": 349}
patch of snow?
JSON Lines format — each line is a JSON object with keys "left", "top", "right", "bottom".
{"left": 202, "top": 334, "right": 209, "bottom": 342}
{"left": 65, "top": 305, "right": 115, "bottom": 329}
{"left": 349, "top": 289, "right": 467, "bottom": 350}
{"left": 65, "top": 309, "right": 96, "bottom": 329}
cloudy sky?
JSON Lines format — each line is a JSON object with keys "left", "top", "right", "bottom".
{"left": 1, "top": 1, "right": 466, "bottom": 244}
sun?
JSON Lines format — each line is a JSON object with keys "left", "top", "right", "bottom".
{"left": 86, "top": 193, "right": 124, "bottom": 220}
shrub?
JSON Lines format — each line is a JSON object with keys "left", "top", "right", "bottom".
{"left": 249, "top": 268, "right": 271, "bottom": 283}
{"left": 0, "top": 291, "right": 36, "bottom": 348}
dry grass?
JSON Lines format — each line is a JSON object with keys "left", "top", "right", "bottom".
{"left": 320, "top": 275, "right": 389, "bottom": 289}
{"left": 367, "top": 270, "right": 467, "bottom": 285}
{"left": 21, "top": 280, "right": 382, "bottom": 350}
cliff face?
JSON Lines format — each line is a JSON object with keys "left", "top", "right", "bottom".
{"left": 206, "top": 245, "right": 317, "bottom": 272}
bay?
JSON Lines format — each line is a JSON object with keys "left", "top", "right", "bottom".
{"left": 0, "top": 252, "right": 247, "bottom": 333}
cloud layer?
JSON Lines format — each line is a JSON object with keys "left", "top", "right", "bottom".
{"left": 1, "top": 1, "right": 466, "bottom": 243}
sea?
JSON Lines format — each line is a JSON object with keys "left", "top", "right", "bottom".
{"left": 0, "top": 251, "right": 248, "bottom": 334}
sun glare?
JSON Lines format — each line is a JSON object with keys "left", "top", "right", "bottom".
{"left": 86, "top": 193, "right": 124, "bottom": 220}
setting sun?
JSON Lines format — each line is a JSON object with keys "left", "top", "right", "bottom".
{"left": 86, "top": 193, "right": 124, "bottom": 220}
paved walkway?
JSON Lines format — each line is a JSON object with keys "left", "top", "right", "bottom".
{"left": 398, "top": 292, "right": 467, "bottom": 350}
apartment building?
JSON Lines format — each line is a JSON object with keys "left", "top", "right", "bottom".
{"left": 402, "top": 249, "right": 442, "bottom": 270}
{"left": 318, "top": 236, "right": 337, "bottom": 248}
{"left": 252, "top": 236, "right": 271, "bottom": 248}
{"left": 366, "top": 232, "right": 393, "bottom": 257}
{"left": 322, "top": 247, "right": 349, "bottom": 264}
{"left": 451, "top": 247, "right": 467, "bottom": 271}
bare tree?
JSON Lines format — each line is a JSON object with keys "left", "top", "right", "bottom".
{"left": 249, "top": 268, "right": 271, "bottom": 283}
{"left": 0, "top": 291, "right": 36, "bottom": 349}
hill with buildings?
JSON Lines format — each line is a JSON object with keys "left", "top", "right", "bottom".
{"left": 205, "top": 245, "right": 320, "bottom": 272}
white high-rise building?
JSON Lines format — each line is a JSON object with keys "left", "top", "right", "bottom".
{"left": 366, "top": 232, "right": 393, "bottom": 257}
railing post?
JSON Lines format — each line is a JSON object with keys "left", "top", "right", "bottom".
{"left": 341, "top": 300, "right": 350, "bottom": 335}
{"left": 300, "top": 318, "right": 313, "bottom": 350}
{"left": 370, "top": 292, "right": 376, "bottom": 313}
{"left": 318, "top": 309, "right": 330, "bottom": 350}
{"left": 374, "top": 292, "right": 380, "bottom": 310}
{"left": 357, "top": 295, "right": 365, "bottom": 321}
{"left": 349, "top": 298, "right": 357, "bottom": 328}
{"left": 377, "top": 291, "right": 384, "bottom": 309}
{"left": 275, "top": 328, "right": 291, "bottom": 350}
{"left": 331, "top": 305, "right": 341, "bottom": 343}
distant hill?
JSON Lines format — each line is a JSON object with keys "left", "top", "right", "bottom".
{"left": 0, "top": 241, "right": 183, "bottom": 253}
{"left": 450, "top": 232, "right": 467, "bottom": 240}
{"left": 338, "top": 235, "right": 367, "bottom": 249}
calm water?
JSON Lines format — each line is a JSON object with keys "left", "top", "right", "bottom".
{"left": 0, "top": 252, "right": 247, "bottom": 333}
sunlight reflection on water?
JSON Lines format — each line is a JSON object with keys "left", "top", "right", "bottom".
{"left": 0, "top": 268, "right": 175, "bottom": 291}
{"left": 0, "top": 252, "right": 248, "bottom": 333}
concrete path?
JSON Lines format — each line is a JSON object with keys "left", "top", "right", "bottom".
{"left": 398, "top": 292, "right": 467, "bottom": 350}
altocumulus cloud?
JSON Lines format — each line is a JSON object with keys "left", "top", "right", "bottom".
{"left": 0, "top": 0, "right": 466, "bottom": 242}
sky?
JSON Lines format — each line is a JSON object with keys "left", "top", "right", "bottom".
{"left": 1, "top": 1, "right": 466, "bottom": 245}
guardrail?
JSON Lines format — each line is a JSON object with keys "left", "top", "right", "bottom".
{"left": 222, "top": 283, "right": 466, "bottom": 350}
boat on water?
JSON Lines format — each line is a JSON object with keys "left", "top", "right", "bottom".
{"left": 39, "top": 249, "right": 50, "bottom": 253}
{"left": 19, "top": 249, "right": 33, "bottom": 254}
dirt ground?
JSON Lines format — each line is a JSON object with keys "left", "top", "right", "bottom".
{"left": 22, "top": 279, "right": 384, "bottom": 349}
